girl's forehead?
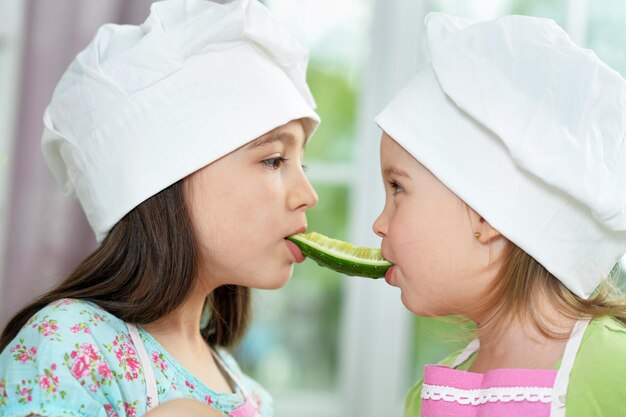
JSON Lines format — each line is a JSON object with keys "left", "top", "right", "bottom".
{"left": 381, "top": 133, "right": 410, "bottom": 155}
{"left": 246, "top": 120, "right": 307, "bottom": 150}
{"left": 247, "top": 131, "right": 294, "bottom": 149}
{"left": 381, "top": 134, "right": 422, "bottom": 172}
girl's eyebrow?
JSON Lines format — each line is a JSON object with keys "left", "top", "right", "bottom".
{"left": 245, "top": 131, "right": 297, "bottom": 150}
{"left": 383, "top": 167, "right": 410, "bottom": 179}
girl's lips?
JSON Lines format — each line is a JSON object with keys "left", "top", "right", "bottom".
{"left": 285, "top": 240, "right": 305, "bottom": 263}
{"left": 384, "top": 266, "right": 396, "bottom": 285}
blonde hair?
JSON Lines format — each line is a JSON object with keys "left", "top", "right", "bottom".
{"left": 471, "top": 240, "right": 626, "bottom": 339}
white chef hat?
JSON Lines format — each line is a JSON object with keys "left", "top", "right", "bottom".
{"left": 375, "top": 12, "right": 626, "bottom": 299}
{"left": 41, "top": 0, "right": 319, "bottom": 242}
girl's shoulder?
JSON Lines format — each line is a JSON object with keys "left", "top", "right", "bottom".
{"left": 576, "top": 315, "right": 626, "bottom": 360}
{"left": 7, "top": 298, "right": 129, "bottom": 353}
{"left": 4, "top": 298, "right": 128, "bottom": 355}
{"left": 578, "top": 315, "right": 626, "bottom": 358}
{"left": 0, "top": 298, "right": 146, "bottom": 416}
{"left": 27, "top": 298, "right": 126, "bottom": 333}
{"left": 565, "top": 316, "right": 626, "bottom": 415}
{"left": 588, "top": 314, "right": 626, "bottom": 332}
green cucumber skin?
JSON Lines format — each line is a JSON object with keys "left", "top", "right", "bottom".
{"left": 290, "top": 238, "right": 390, "bottom": 279}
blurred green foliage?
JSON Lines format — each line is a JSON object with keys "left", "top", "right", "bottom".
{"left": 304, "top": 61, "right": 359, "bottom": 162}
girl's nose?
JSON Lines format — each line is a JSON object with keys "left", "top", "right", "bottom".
{"left": 290, "top": 171, "right": 318, "bottom": 211}
{"left": 373, "top": 211, "right": 387, "bottom": 238}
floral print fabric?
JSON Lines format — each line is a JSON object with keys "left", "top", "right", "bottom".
{"left": 0, "top": 299, "right": 273, "bottom": 417}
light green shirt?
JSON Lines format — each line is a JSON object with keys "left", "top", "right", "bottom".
{"left": 404, "top": 316, "right": 626, "bottom": 417}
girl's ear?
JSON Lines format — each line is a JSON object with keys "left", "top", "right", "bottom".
{"left": 474, "top": 217, "right": 502, "bottom": 243}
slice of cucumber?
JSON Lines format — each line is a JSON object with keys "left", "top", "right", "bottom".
{"left": 287, "top": 232, "right": 393, "bottom": 279}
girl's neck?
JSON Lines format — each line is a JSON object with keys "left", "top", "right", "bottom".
{"left": 469, "top": 298, "right": 577, "bottom": 373}
{"left": 139, "top": 285, "right": 235, "bottom": 394}
{"left": 141, "top": 283, "right": 209, "bottom": 344}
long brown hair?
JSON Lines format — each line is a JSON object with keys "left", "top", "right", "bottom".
{"left": 0, "top": 179, "right": 250, "bottom": 351}
{"left": 472, "top": 240, "right": 626, "bottom": 339}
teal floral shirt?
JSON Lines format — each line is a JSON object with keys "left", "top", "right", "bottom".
{"left": 0, "top": 299, "right": 273, "bottom": 417}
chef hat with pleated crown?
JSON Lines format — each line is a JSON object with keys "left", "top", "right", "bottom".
{"left": 376, "top": 12, "right": 626, "bottom": 299}
{"left": 41, "top": 0, "right": 319, "bottom": 242}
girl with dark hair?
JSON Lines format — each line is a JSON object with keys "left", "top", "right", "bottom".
{"left": 0, "top": 1, "right": 318, "bottom": 416}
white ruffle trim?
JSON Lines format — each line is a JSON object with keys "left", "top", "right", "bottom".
{"left": 421, "top": 383, "right": 553, "bottom": 405}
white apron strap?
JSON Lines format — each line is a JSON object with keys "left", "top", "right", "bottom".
{"left": 211, "top": 349, "right": 262, "bottom": 417}
{"left": 211, "top": 348, "right": 250, "bottom": 398}
{"left": 451, "top": 338, "right": 480, "bottom": 368}
{"left": 127, "top": 323, "right": 160, "bottom": 411}
{"left": 550, "top": 319, "right": 590, "bottom": 417}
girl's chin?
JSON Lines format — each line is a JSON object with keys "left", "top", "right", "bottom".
{"left": 253, "top": 269, "right": 293, "bottom": 290}
{"left": 256, "top": 281, "right": 290, "bottom": 290}
{"left": 400, "top": 291, "right": 426, "bottom": 316}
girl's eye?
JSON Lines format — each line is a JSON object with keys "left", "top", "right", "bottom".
{"left": 387, "top": 179, "right": 404, "bottom": 194}
{"left": 262, "top": 156, "right": 288, "bottom": 169}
